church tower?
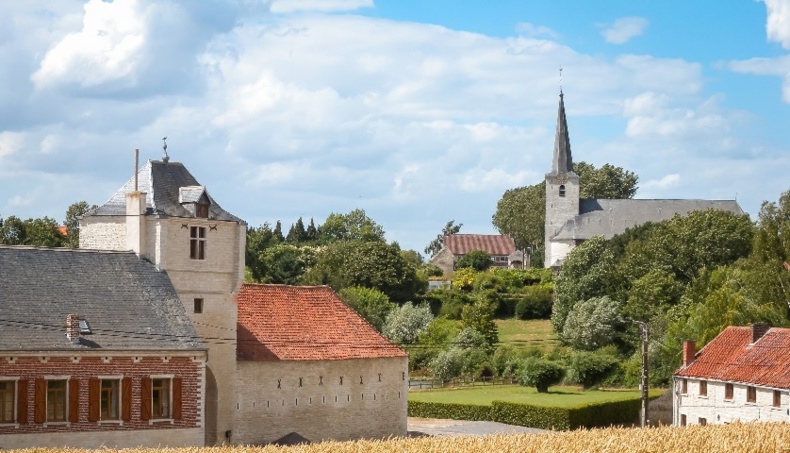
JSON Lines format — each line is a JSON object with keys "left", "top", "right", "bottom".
{"left": 544, "top": 91, "right": 580, "bottom": 267}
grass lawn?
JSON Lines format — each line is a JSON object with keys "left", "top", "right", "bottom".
{"left": 409, "top": 385, "right": 663, "bottom": 407}
{"left": 495, "top": 319, "right": 558, "bottom": 352}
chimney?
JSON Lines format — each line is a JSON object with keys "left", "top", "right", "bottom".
{"left": 66, "top": 314, "right": 81, "bottom": 344}
{"left": 126, "top": 149, "right": 147, "bottom": 256}
{"left": 682, "top": 340, "right": 696, "bottom": 367}
{"left": 751, "top": 323, "right": 770, "bottom": 343}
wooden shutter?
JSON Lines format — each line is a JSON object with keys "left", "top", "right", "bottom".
{"left": 68, "top": 379, "right": 80, "bottom": 423}
{"left": 140, "top": 377, "right": 152, "bottom": 421}
{"left": 34, "top": 379, "right": 46, "bottom": 423}
{"left": 122, "top": 377, "right": 132, "bottom": 422}
{"left": 17, "top": 380, "right": 28, "bottom": 424}
{"left": 172, "top": 377, "right": 183, "bottom": 420}
{"left": 88, "top": 378, "right": 100, "bottom": 422}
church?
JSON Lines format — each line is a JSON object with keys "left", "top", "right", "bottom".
{"left": 544, "top": 92, "right": 743, "bottom": 268}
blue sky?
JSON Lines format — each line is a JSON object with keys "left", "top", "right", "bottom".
{"left": 1, "top": 0, "right": 788, "bottom": 256}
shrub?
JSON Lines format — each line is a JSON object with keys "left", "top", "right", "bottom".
{"left": 430, "top": 348, "right": 466, "bottom": 382}
{"left": 565, "top": 350, "right": 619, "bottom": 389}
{"left": 456, "top": 250, "right": 493, "bottom": 271}
{"left": 382, "top": 302, "right": 433, "bottom": 344}
{"left": 561, "top": 296, "right": 623, "bottom": 350}
{"left": 513, "top": 286, "right": 554, "bottom": 319}
{"left": 452, "top": 268, "right": 478, "bottom": 291}
{"left": 451, "top": 327, "right": 488, "bottom": 350}
{"left": 337, "top": 286, "right": 396, "bottom": 331}
{"left": 491, "top": 345, "right": 519, "bottom": 379}
{"left": 517, "top": 357, "right": 566, "bottom": 393}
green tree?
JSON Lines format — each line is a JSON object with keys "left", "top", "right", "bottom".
{"left": 566, "top": 350, "right": 619, "bottom": 389}
{"left": 460, "top": 297, "right": 499, "bottom": 350}
{"left": 305, "top": 218, "right": 319, "bottom": 241}
{"left": 492, "top": 182, "right": 545, "bottom": 253}
{"left": 430, "top": 348, "right": 466, "bottom": 382}
{"left": 424, "top": 220, "right": 462, "bottom": 257}
{"left": 624, "top": 268, "right": 685, "bottom": 322}
{"left": 0, "top": 215, "right": 65, "bottom": 247}
{"left": 382, "top": 302, "right": 434, "bottom": 344}
{"left": 255, "top": 243, "right": 315, "bottom": 285}
{"left": 286, "top": 217, "right": 307, "bottom": 243}
{"left": 337, "top": 286, "right": 396, "bottom": 332}
{"left": 561, "top": 296, "right": 623, "bottom": 351}
{"left": 0, "top": 215, "right": 26, "bottom": 245}
{"left": 63, "top": 200, "right": 97, "bottom": 248}
{"left": 273, "top": 220, "right": 285, "bottom": 242}
{"left": 319, "top": 208, "right": 385, "bottom": 242}
{"left": 246, "top": 224, "right": 277, "bottom": 282}
{"left": 573, "top": 162, "right": 639, "bottom": 199}
{"left": 518, "top": 357, "right": 565, "bottom": 393}
{"left": 456, "top": 250, "right": 492, "bottom": 271}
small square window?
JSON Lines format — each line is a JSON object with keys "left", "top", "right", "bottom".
{"left": 196, "top": 203, "right": 209, "bottom": 219}
{"left": 194, "top": 298, "right": 204, "bottom": 314}
{"left": 699, "top": 417, "right": 707, "bottom": 426}
{"left": 78, "top": 319, "right": 92, "bottom": 334}
{"left": 747, "top": 386, "right": 757, "bottom": 403}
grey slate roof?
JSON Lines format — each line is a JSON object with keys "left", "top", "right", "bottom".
{"left": 551, "top": 199, "right": 745, "bottom": 241}
{"left": 0, "top": 246, "right": 204, "bottom": 351}
{"left": 88, "top": 160, "right": 243, "bottom": 223}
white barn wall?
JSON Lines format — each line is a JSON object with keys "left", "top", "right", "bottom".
{"left": 674, "top": 377, "right": 790, "bottom": 426}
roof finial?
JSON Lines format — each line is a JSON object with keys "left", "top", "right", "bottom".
{"left": 559, "top": 66, "right": 563, "bottom": 96}
{"left": 162, "top": 136, "right": 170, "bottom": 163}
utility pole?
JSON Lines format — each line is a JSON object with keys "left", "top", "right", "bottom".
{"left": 637, "top": 321, "right": 649, "bottom": 427}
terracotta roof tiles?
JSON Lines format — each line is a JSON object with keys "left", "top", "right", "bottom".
{"left": 443, "top": 234, "right": 515, "bottom": 256}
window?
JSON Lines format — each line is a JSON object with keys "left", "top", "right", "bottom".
{"left": 152, "top": 378, "right": 171, "bottom": 419}
{"left": 100, "top": 380, "right": 120, "bottom": 420}
{"left": 189, "top": 227, "right": 206, "bottom": 260}
{"left": 0, "top": 381, "right": 14, "bottom": 423}
{"left": 47, "top": 380, "right": 67, "bottom": 422}
{"left": 196, "top": 203, "right": 209, "bottom": 218}
{"left": 773, "top": 390, "right": 782, "bottom": 408}
{"left": 194, "top": 298, "right": 204, "bottom": 314}
{"left": 699, "top": 380, "right": 707, "bottom": 397}
{"left": 142, "top": 377, "right": 182, "bottom": 421}
{"left": 747, "top": 386, "right": 757, "bottom": 403}
{"left": 699, "top": 417, "right": 707, "bottom": 426}
{"left": 680, "top": 414, "right": 686, "bottom": 426}
{"left": 559, "top": 185, "right": 566, "bottom": 197}
{"left": 725, "top": 383, "right": 734, "bottom": 400}
{"left": 681, "top": 379, "right": 688, "bottom": 394}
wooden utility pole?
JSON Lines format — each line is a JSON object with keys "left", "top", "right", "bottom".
{"left": 638, "top": 321, "right": 649, "bottom": 427}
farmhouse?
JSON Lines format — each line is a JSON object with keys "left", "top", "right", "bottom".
{"left": 673, "top": 324, "right": 790, "bottom": 426}
{"left": 430, "top": 234, "right": 523, "bottom": 274}
{"left": 544, "top": 92, "right": 743, "bottom": 268}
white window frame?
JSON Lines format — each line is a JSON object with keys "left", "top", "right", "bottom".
{"left": 0, "top": 377, "right": 19, "bottom": 426}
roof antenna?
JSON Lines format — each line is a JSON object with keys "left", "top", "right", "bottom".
{"left": 162, "top": 136, "right": 170, "bottom": 164}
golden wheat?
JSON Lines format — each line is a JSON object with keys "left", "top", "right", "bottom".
{"left": 7, "top": 423, "right": 789, "bottom": 453}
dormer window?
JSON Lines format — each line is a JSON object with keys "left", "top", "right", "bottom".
{"left": 196, "top": 203, "right": 209, "bottom": 218}
{"left": 179, "top": 186, "right": 210, "bottom": 219}
{"left": 559, "top": 185, "right": 566, "bottom": 197}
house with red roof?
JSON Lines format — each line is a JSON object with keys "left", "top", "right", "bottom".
{"left": 673, "top": 324, "right": 790, "bottom": 426}
{"left": 235, "top": 284, "right": 408, "bottom": 444}
{"left": 430, "top": 234, "right": 523, "bottom": 275}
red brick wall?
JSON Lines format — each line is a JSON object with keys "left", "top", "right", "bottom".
{"left": 0, "top": 354, "right": 203, "bottom": 435}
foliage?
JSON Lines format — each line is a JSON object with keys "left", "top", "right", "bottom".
{"left": 408, "top": 316, "right": 459, "bottom": 371}
{"left": 460, "top": 299, "right": 499, "bottom": 350}
{"left": 382, "top": 302, "right": 434, "bottom": 345}
{"left": 561, "top": 296, "right": 623, "bottom": 351}
{"left": 337, "top": 286, "right": 396, "bottom": 332}
{"left": 63, "top": 200, "right": 97, "bottom": 248}
{"left": 511, "top": 286, "right": 554, "bottom": 320}
{"left": 565, "top": 350, "right": 619, "bottom": 389}
{"left": 452, "top": 268, "right": 477, "bottom": 291}
{"left": 573, "top": 161, "right": 639, "bottom": 199}
{"left": 451, "top": 327, "right": 488, "bottom": 350}
{"left": 456, "top": 250, "right": 493, "bottom": 271}
{"left": 252, "top": 243, "right": 315, "bottom": 285}
{"left": 624, "top": 268, "right": 684, "bottom": 322}
{"left": 319, "top": 208, "right": 385, "bottom": 242}
{"left": 517, "top": 357, "right": 565, "bottom": 392}
{"left": 424, "top": 220, "right": 462, "bottom": 258}
{"left": 429, "top": 348, "right": 467, "bottom": 382}
{"left": 0, "top": 215, "right": 66, "bottom": 247}
{"left": 420, "top": 263, "right": 444, "bottom": 278}
{"left": 426, "top": 288, "right": 472, "bottom": 319}
{"left": 491, "top": 344, "right": 521, "bottom": 378}
{"left": 491, "top": 182, "right": 545, "bottom": 253}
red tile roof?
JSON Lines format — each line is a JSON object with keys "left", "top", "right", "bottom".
{"left": 237, "top": 284, "right": 407, "bottom": 361}
{"left": 443, "top": 234, "right": 515, "bottom": 256}
{"left": 675, "top": 326, "right": 790, "bottom": 389}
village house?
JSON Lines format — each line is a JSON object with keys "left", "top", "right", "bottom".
{"left": 673, "top": 324, "right": 790, "bottom": 426}
{"left": 430, "top": 234, "right": 523, "bottom": 275}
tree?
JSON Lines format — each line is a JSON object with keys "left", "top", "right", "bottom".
{"left": 337, "top": 286, "right": 396, "bottom": 332}
{"left": 455, "top": 250, "right": 492, "bottom": 271}
{"left": 0, "top": 215, "right": 26, "bottom": 245}
{"left": 624, "top": 268, "right": 685, "bottom": 322}
{"left": 561, "top": 296, "right": 623, "bottom": 350}
{"left": 430, "top": 348, "right": 466, "bottom": 383}
{"left": 286, "top": 217, "right": 307, "bottom": 243}
{"left": 63, "top": 200, "right": 97, "bottom": 248}
{"left": 573, "top": 162, "right": 639, "bottom": 199}
{"left": 273, "top": 221, "right": 285, "bottom": 242}
{"left": 305, "top": 218, "right": 319, "bottom": 241}
{"left": 460, "top": 298, "right": 499, "bottom": 350}
{"left": 566, "top": 350, "right": 619, "bottom": 389}
{"left": 256, "top": 243, "right": 314, "bottom": 285}
{"left": 246, "top": 224, "right": 277, "bottom": 282}
{"left": 382, "top": 302, "right": 434, "bottom": 344}
{"left": 518, "top": 357, "right": 565, "bottom": 393}
{"left": 424, "top": 220, "right": 462, "bottom": 257}
{"left": 0, "top": 215, "right": 65, "bottom": 247}
{"left": 319, "top": 209, "right": 385, "bottom": 242}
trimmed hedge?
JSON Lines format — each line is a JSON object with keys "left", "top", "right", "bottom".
{"left": 408, "top": 396, "right": 652, "bottom": 431}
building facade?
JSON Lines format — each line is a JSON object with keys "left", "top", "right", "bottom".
{"left": 430, "top": 234, "right": 522, "bottom": 275}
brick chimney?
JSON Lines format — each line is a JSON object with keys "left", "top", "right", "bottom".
{"left": 751, "top": 323, "right": 770, "bottom": 343}
{"left": 682, "top": 340, "right": 696, "bottom": 367}
{"left": 66, "top": 314, "right": 81, "bottom": 344}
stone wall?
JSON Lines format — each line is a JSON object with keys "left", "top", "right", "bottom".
{"left": 79, "top": 217, "right": 126, "bottom": 251}
{"left": 544, "top": 172, "right": 579, "bottom": 267}
{"left": 674, "top": 377, "right": 789, "bottom": 426}
{"left": 235, "top": 356, "right": 409, "bottom": 445}
{"left": 429, "top": 248, "right": 455, "bottom": 275}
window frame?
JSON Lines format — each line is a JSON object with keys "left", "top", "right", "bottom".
{"left": 193, "top": 298, "right": 204, "bottom": 314}
{"left": 151, "top": 377, "right": 172, "bottom": 420}
{"left": 99, "top": 378, "right": 121, "bottom": 421}
{"left": 773, "top": 390, "right": 782, "bottom": 408}
{"left": 0, "top": 379, "right": 16, "bottom": 424}
{"left": 189, "top": 226, "right": 206, "bottom": 260}
{"left": 699, "top": 380, "right": 707, "bottom": 397}
{"left": 746, "top": 386, "right": 757, "bottom": 404}
{"left": 46, "top": 379, "right": 68, "bottom": 423}
{"left": 698, "top": 417, "right": 707, "bottom": 426}
{"left": 681, "top": 378, "right": 688, "bottom": 394}
{"left": 559, "top": 184, "right": 566, "bottom": 197}
{"left": 724, "top": 383, "right": 734, "bottom": 400}
{"left": 680, "top": 414, "right": 687, "bottom": 427}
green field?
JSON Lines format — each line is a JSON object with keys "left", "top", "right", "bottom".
{"left": 495, "top": 319, "right": 558, "bottom": 352}
{"left": 409, "top": 384, "right": 662, "bottom": 407}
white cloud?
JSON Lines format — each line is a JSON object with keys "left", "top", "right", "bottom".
{"left": 764, "top": 0, "right": 790, "bottom": 49}
{"left": 516, "top": 22, "right": 559, "bottom": 39}
{"left": 728, "top": 55, "right": 790, "bottom": 103}
{"left": 642, "top": 174, "right": 680, "bottom": 190}
{"left": 601, "top": 17, "right": 648, "bottom": 44}
{"left": 271, "top": 0, "right": 372, "bottom": 13}
{"left": 0, "top": 132, "right": 24, "bottom": 159}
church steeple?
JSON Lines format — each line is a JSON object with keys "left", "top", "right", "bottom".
{"left": 551, "top": 91, "right": 573, "bottom": 174}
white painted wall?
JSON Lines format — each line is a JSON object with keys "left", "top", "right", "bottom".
{"left": 674, "top": 377, "right": 790, "bottom": 426}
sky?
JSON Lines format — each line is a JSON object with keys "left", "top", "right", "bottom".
{"left": 1, "top": 0, "right": 789, "bottom": 256}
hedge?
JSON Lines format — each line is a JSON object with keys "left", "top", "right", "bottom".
{"left": 408, "top": 396, "right": 651, "bottom": 431}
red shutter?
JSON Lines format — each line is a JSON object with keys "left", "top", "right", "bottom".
{"left": 88, "top": 378, "right": 100, "bottom": 422}
{"left": 122, "top": 378, "right": 132, "bottom": 422}
{"left": 69, "top": 379, "right": 80, "bottom": 423}
{"left": 172, "top": 377, "right": 183, "bottom": 420}
{"left": 34, "top": 379, "right": 46, "bottom": 423}
{"left": 140, "top": 377, "right": 152, "bottom": 420}
{"left": 17, "top": 380, "right": 28, "bottom": 424}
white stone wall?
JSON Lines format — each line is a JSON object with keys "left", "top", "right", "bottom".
{"left": 544, "top": 172, "right": 580, "bottom": 267}
{"left": 0, "top": 428, "right": 204, "bottom": 449}
{"left": 429, "top": 248, "right": 455, "bottom": 275}
{"left": 79, "top": 216, "right": 127, "bottom": 250}
{"left": 235, "top": 357, "right": 409, "bottom": 445}
{"left": 673, "top": 377, "right": 790, "bottom": 426}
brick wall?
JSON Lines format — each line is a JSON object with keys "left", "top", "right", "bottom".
{"left": 0, "top": 352, "right": 205, "bottom": 448}
{"left": 674, "top": 377, "right": 789, "bottom": 426}
{"left": 235, "top": 356, "right": 408, "bottom": 445}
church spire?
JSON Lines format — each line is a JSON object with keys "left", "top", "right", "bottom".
{"left": 551, "top": 91, "right": 573, "bottom": 174}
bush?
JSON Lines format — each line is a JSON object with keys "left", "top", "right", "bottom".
{"left": 518, "top": 357, "right": 566, "bottom": 393}
{"left": 452, "top": 327, "right": 488, "bottom": 349}
{"left": 491, "top": 345, "right": 520, "bottom": 379}
{"left": 561, "top": 296, "right": 623, "bottom": 350}
{"left": 456, "top": 250, "right": 493, "bottom": 271}
{"left": 565, "top": 350, "right": 619, "bottom": 389}
{"left": 452, "top": 268, "right": 478, "bottom": 291}
{"left": 382, "top": 302, "right": 434, "bottom": 344}
{"left": 430, "top": 348, "right": 466, "bottom": 382}
{"left": 513, "top": 286, "right": 554, "bottom": 319}
{"left": 337, "top": 286, "right": 396, "bottom": 331}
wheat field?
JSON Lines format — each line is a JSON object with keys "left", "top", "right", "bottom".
{"left": 7, "top": 423, "right": 789, "bottom": 453}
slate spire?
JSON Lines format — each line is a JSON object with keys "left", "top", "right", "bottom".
{"left": 551, "top": 91, "right": 573, "bottom": 174}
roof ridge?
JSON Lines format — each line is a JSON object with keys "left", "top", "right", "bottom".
{"left": 0, "top": 245, "right": 135, "bottom": 255}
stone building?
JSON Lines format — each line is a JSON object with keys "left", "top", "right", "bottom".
{"left": 673, "top": 324, "right": 790, "bottom": 426}
{"left": 429, "top": 234, "right": 522, "bottom": 275}
{"left": 544, "top": 92, "right": 743, "bottom": 268}
{"left": 0, "top": 246, "right": 206, "bottom": 449}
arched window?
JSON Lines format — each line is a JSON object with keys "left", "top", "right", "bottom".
{"left": 559, "top": 185, "right": 566, "bottom": 197}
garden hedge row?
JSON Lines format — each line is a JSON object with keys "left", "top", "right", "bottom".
{"left": 408, "top": 397, "right": 648, "bottom": 430}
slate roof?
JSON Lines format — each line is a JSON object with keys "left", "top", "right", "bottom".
{"left": 0, "top": 246, "right": 203, "bottom": 351}
{"left": 87, "top": 160, "right": 243, "bottom": 222}
{"left": 675, "top": 326, "right": 790, "bottom": 389}
{"left": 551, "top": 199, "right": 744, "bottom": 241}
{"left": 236, "top": 284, "right": 407, "bottom": 361}
{"left": 443, "top": 234, "right": 516, "bottom": 256}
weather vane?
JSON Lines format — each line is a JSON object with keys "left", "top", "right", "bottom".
{"left": 162, "top": 136, "right": 170, "bottom": 163}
